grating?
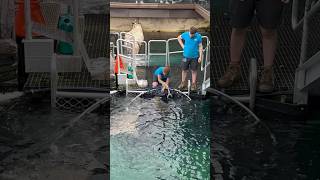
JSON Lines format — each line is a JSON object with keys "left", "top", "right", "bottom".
{"left": 24, "top": 14, "right": 109, "bottom": 91}
{"left": 210, "top": 3, "right": 302, "bottom": 94}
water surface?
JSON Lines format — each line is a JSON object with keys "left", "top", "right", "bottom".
{"left": 110, "top": 96, "right": 211, "bottom": 179}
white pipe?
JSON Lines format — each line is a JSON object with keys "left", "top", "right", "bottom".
{"left": 206, "top": 88, "right": 277, "bottom": 145}
{"left": 51, "top": 53, "right": 57, "bottom": 108}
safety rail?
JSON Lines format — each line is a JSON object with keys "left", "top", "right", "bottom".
{"left": 167, "top": 36, "right": 210, "bottom": 95}
{"left": 111, "top": 32, "right": 211, "bottom": 95}
{"left": 116, "top": 38, "right": 135, "bottom": 72}
{"left": 167, "top": 38, "right": 183, "bottom": 66}
{"left": 135, "top": 40, "right": 148, "bottom": 66}
{"left": 148, "top": 40, "right": 168, "bottom": 66}
{"left": 292, "top": 0, "right": 320, "bottom": 104}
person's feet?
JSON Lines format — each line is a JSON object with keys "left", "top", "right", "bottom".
{"left": 191, "top": 83, "right": 197, "bottom": 91}
{"left": 178, "top": 81, "right": 187, "bottom": 90}
{"left": 258, "top": 66, "right": 274, "bottom": 93}
{"left": 217, "top": 63, "right": 241, "bottom": 88}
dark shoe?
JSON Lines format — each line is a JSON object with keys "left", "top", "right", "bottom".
{"left": 178, "top": 81, "right": 187, "bottom": 90}
{"left": 258, "top": 66, "right": 274, "bottom": 93}
{"left": 217, "top": 63, "right": 241, "bottom": 88}
{"left": 191, "top": 83, "right": 197, "bottom": 91}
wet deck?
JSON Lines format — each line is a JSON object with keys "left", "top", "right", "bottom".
{"left": 111, "top": 65, "right": 208, "bottom": 92}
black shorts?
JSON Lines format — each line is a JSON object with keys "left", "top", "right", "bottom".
{"left": 181, "top": 57, "right": 198, "bottom": 71}
{"left": 229, "top": 0, "right": 285, "bottom": 29}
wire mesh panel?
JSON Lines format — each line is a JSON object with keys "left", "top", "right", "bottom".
{"left": 210, "top": 3, "right": 301, "bottom": 94}
{"left": 56, "top": 96, "right": 98, "bottom": 113}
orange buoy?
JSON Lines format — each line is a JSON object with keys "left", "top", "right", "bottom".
{"left": 15, "top": 0, "right": 45, "bottom": 38}
{"left": 114, "top": 55, "right": 124, "bottom": 74}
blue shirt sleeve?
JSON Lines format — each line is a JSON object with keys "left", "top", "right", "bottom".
{"left": 181, "top": 32, "right": 188, "bottom": 40}
{"left": 197, "top": 34, "right": 202, "bottom": 44}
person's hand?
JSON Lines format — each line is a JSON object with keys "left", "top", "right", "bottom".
{"left": 198, "top": 57, "right": 202, "bottom": 63}
{"left": 161, "top": 84, "right": 169, "bottom": 92}
{"left": 281, "top": 0, "right": 290, "bottom": 4}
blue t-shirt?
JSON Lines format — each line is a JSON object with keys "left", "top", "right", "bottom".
{"left": 181, "top": 32, "right": 202, "bottom": 59}
{"left": 154, "top": 67, "right": 170, "bottom": 80}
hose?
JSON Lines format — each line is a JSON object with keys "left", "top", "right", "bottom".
{"left": 207, "top": 87, "right": 277, "bottom": 146}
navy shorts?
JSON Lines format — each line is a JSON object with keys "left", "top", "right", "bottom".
{"left": 181, "top": 57, "right": 198, "bottom": 71}
{"left": 229, "top": 0, "right": 285, "bottom": 29}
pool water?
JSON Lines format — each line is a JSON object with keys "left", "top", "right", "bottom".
{"left": 0, "top": 94, "right": 107, "bottom": 179}
{"left": 110, "top": 96, "right": 211, "bottom": 179}
{"left": 211, "top": 99, "right": 320, "bottom": 179}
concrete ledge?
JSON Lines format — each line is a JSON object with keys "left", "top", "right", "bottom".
{"left": 110, "top": 2, "right": 210, "bottom": 20}
{"left": 195, "top": 4, "right": 210, "bottom": 21}
{"left": 110, "top": 2, "right": 195, "bottom": 9}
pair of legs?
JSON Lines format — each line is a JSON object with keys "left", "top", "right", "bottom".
{"left": 218, "top": 0, "right": 284, "bottom": 92}
{"left": 181, "top": 70, "right": 197, "bottom": 85}
{"left": 230, "top": 26, "right": 277, "bottom": 66}
{"left": 180, "top": 58, "right": 198, "bottom": 90}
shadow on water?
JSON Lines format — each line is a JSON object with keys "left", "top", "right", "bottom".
{"left": 0, "top": 93, "right": 108, "bottom": 180}
{"left": 211, "top": 97, "right": 320, "bottom": 180}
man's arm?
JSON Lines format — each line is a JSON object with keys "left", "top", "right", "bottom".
{"left": 198, "top": 43, "right": 203, "bottom": 63}
{"left": 158, "top": 75, "right": 168, "bottom": 88}
{"left": 177, "top": 35, "right": 184, "bottom": 49}
{"left": 165, "top": 78, "right": 170, "bottom": 86}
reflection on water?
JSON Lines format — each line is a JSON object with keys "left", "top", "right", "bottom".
{"left": 211, "top": 100, "right": 320, "bottom": 179}
{"left": 0, "top": 95, "right": 107, "bottom": 179}
{"left": 110, "top": 97, "right": 210, "bottom": 179}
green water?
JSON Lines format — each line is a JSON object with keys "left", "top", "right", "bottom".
{"left": 110, "top": 97, "right": 210, "bottom": 179}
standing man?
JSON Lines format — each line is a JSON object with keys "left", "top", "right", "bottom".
{"left": 177, "top": 26, "right": 203, "bottom": 91}
{"left": 218, "top": 0, "right": 290, "bottom": 92}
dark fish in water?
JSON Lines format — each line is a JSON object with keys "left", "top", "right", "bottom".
{"left": 141, "top": 87, "right": 175, "bottom": 102}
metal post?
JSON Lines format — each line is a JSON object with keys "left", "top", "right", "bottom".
{"left": 51, "top": 53, "right": 57, "bottom": 108}
{"left": 73, "top": 0, "right": 80, "bottom": 55}
{"left": 249, "top": 58, "right": 257, "bottom": 110}
{"left": 293, "top": 0, "right": 311, "bottom": 104}
{"left": 24, "top": 0, "right": 32, "bottom": 39}
{"left": 300, "top": 0, "right": 310, "bottom": 65}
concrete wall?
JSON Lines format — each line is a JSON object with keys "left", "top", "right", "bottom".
{"left": 110, "top": 17, "right": 209, "bottom": 32}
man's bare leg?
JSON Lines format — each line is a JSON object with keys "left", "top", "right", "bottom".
{"left": 218, "top": 28, "right": 247, "bottom": 88}
{"left": 230, "top": 28, "right": 247, "bottom": 64}
{"left": 260, "top": 27, "right": 277, "bottom": 67}
{"left": 258, "top": 27, "right": 278, "bottom": 92}
{"left": 191, "top": 70, "right": 197, "bottom": 84}
{"left": 178, "top": 70, "right": 188, "bottom": 89}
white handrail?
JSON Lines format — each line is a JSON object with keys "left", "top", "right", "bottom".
{"left": 114, "top": 31, "right": 211, "bottom": 95}
{"left": 148, "top": 40, "right": 167, "bottom": 66}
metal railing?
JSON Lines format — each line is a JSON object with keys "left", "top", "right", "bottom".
{"left": 292, "top": 0, "right": 320, "bottom": 104}
{"left": 148, "top": 40, "right": 168, "bottom": 66}
{"left": 112, "top": 32, "right": 211, "bottom": 94}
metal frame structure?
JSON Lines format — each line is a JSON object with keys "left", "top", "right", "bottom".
{"left": 112, "top": 32, "right": 211, "bottom": 96}
{"left": 292, "top": 0, "right": 320, "bottom": 104}
{"left": 148, "top": 40, "right": 168, "bottom": 66}
{"left": 24, "top": 0, "right": 108, "bottom": 111}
